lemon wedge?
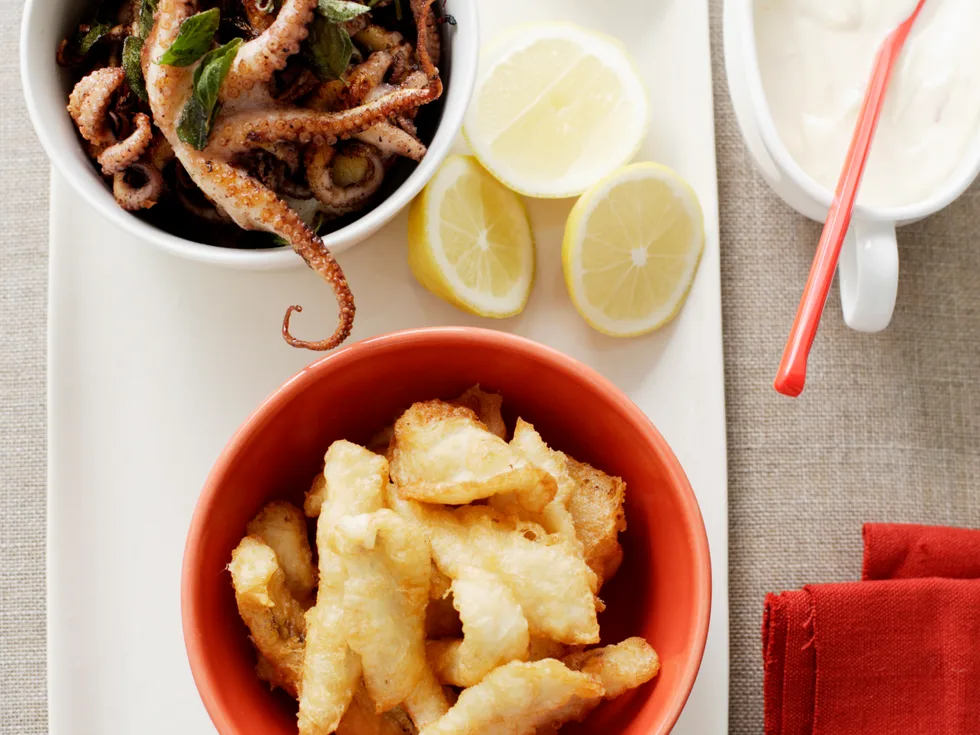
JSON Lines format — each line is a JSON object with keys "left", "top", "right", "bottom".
{"left": 462, "top": 22, "right": 649, "bottom": 198}
{"left": 408, "top": 155, "right": 535, "bottom": 317}
{"left": 562, "top": 163, "right": 704, "bottom": 336}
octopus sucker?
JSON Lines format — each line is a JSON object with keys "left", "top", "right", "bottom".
{"left": 62, "top": 0, "right": 443, "bottom": 351}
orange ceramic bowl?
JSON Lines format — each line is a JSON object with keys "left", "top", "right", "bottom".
{"left": 182, "top": 327, "right": 711, "bottom": 735}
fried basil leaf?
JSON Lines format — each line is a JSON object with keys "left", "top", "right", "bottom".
{"left": 75, "top": 22, "right": 111, "bottom": 55}
{"left": 317, "top": 0, "right": 371, "bottom": 22}
{"left": 176, "top": 37, "right": 241, "bottom": 149}
{"left": 138, "top": 0, "right": 158, "bottom": 39}
{"left": 157, "top": 7, "right": 220, "bottom": 66}
{"left": 303, "top": 15, "right": 352, "bottom": 81}
{"left": 122, "top": 36, "right": 148, "bottom": 102}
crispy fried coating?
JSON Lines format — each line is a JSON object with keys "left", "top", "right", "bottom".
{"left": 565, "top": 457, "right": 627, "bottom": 588}
{"left": 563, "top": 637, "right": 660, "bottom": 699}
{"left": 300, "top": 600, "right": 362, "bottom": 734}
{"left": 306, "top": 439, "right": 390, "bottom": 518}
{"left": 417, "top": 660, "right": 604, "bottom": 735}
{"left": 306, "top": 470, "right": 328, "bottom": 518}
{"left": 255, "top": 654, "right": 295, "bottom": 693}
{"left": 247, "top": 501, "right": 317, "bottom": 605}
{"left": 300, "top": 440, "right": 389, "bottom": 734}
{"left": 390, "top": 401, "right": 556, "bottom": 511}
{"left": 526, "top": 637, "right": 575, "bottom": 663}
{"left": 394, "top": 501, "right": 599, "bottom": 645}
{"left": 452, "top": 385, "right": 507, "bottom": 440}
{"left": 336, "top": 687, "right": 416, "bottom": 735}
{"left": 494, "top": 420, "right": 581, "bottom": 551}
{"left": 403, "top": 668, "right": 451, "bottom": 729}
{"left": 330, "top": 510, "right": 433, "bottom": 712}
{"left": 544, "top": 638, "right": 661, "bottom": 725}
{"left": 229, "top": 536, "right": 307, "bottom": 698}
{"left": 427, "top": 566, "right": 530, "bottom": 687}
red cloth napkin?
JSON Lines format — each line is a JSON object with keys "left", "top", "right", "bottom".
{"left": 763, "top": 523, "right": 980, "bottom": 735}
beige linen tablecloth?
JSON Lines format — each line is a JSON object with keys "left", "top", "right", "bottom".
{"left": 2, "top": 1, "right": 979, "bottom": 732}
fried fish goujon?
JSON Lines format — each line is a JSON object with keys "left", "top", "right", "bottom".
{"left": 330, "top": 509, "right": 433, "bottom": 712}
{"left": 492, "top": 419, "right": 581, "bottom": 551}
{"left": 427, "top": 566, "right": 530, "bottom": 687}
{"left": 543, "top": 638, "right": 662, "bottom": 726}
{"left": 300, "top": 440, "right": 390, "bottom": 735}
{"left": 565, "top": 457, "right": 627, "bottom": 587}
{"left": 228, "top": 536, "right": 307, "bottom": 698}
{"left": 390, "top": 401, "right": 556, "bottom": 512}
{"left": 246, "top": 501, "right": 317, "bottom": 605}
{"left": 417, "top": 659, "right": 604, "bottom": 735}
{"left": 392, "top": 500, "right": 600, "bottom": 645}
{"left": 564, "top": 637, "right": 661, "bottom": 699}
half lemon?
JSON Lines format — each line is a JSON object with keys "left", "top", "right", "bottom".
{"left": 463, "top": 22, "right": 650, "bottom": 198}
{"left": 562, "top": 162, "right": 705, "bottom": 336}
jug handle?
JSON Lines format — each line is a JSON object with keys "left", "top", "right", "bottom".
{"left": 839, "top": 219, "right": 898, "bottom": 332}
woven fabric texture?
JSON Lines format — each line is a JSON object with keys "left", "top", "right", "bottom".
{"left": 2, "top": 1, "right": 979, "bottom": 733}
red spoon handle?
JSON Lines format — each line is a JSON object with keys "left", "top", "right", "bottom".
{"left": 773, "top": 1, "right": 925, "bottom": 397}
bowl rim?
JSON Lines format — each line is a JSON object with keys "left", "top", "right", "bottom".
{"left": 19, "top": 0, "right": 480, "bottom": 270}
{"left": 181, "top": 326, "right": 712, "bottom": 734}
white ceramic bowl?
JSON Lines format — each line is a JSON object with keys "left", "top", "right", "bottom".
{"left": 724, "top": 0, "right": 980, "bottom": 332}
{"left": 21, "top": 0, "right": 479, "bottom": 269}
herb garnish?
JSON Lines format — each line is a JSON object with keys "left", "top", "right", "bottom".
{"left": 122, "top": 36, "right": 148, "bottom": 101}
{"left": 176, "top": 37, "right": 242, "bottom": 149}
{"left": 318, "top": 0, "right": 371, "bottom": 22}
{"left": 156, "top": 8, "right": 220, "bottom": 66}
{"left": 138, "top": 0, "right": 158, "bottom": 39}
{"left": 303, "top": 14, "right": 354, "bottom": 81}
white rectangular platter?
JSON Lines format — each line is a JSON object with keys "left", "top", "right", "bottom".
{"left": 47, "top": 0, "right": 728, "bottom": 732}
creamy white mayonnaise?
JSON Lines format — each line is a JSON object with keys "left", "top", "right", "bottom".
{"left": 754, "top": 0, "right": 980, "bottom": 209}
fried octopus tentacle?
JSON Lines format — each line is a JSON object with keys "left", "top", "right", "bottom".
{"left": 354, "top": 26, "right": 413, "bottom": 83}
{"left": 281, "top": 234, "right": 356, "bottom": 351}
{"left": 209, "top": 82, "right": 441, "bottom": 152}
{"left": 186, "top": 153, "right": 356, "bottom": 350}
{"left": 306, "top": 143, "right": 385, "bottom": 211}
{"left": 99, "top": 112, "right": 153, "bottom": 174}
{"left": 222, "top": 0, "right": 317, "bottom": 99}
{"left": 67, "top": 67, "right": 127, "bottom": 146}
{"left": 354, "top": 123, "right": 426, "bottom": 161}
{"left": 341, "top": 50, "right": 394, "bottom": 108}
{"left": 113, "top": 162, "right": 164, "bottom": 210}
{"left": 146, "top": 0, "right": 354, "bottom": 352}
{"left": 411, "top": 0, "right": 440, "bottom": 77}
